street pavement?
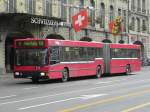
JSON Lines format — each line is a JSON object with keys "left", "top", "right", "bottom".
{"left": 0, "top": 66, "right": 150, "bottom": 112}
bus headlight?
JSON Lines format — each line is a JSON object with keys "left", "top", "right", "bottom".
{"left": 40, "top": 72, "right": 45, "bottom": 76}
{"left": 15, "top": 72, "right": 20, "bottom": 75}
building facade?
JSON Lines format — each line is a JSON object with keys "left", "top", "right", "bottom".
{"left": 0, "top": 0, "right": 148, "bottom": 74}
{"left": 128, "top": 0, "right": 150, "bottom": 58}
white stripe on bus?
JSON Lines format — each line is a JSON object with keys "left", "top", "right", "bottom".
{"left": 60, "top": 61, "right": 94, "bottom": 64}
{"left": 60, "top": 58, "right": 103, "bottom": 64}
{"left": 112, "top": 58, "right": 138, "bottom": 60}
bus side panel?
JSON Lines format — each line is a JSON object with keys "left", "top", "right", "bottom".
{"left": 95, "top": 59, "right": 105, "bottom": 74}
{"left": 130, "top": 59, "right": 141, "bottom": 72}
{"left": 48, "top": 63, "right": 78, "bottom": 79}
{"left": 110, "top": 59, "right": 129, "bottom": 73}
{"left": 48, "top": 62, "right": 96, "bottom": 79}
{"left": 110, "top": 59, "right": 141, "bottom": 74}
{"left": 76, "top": 61, "right": 96, "bottom": 77}
{"left": 75, "top": 59, "right": 104, "bottom": 77}
{"left": 48, "top": 65, "right": 64, "bottom": 79}
{"left": 48, "top": 59, "right": 104, "bottom": 79}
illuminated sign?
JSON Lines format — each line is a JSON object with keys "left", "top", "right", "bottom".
{"left": 30, "top": 17, "right": 71, "bottom": 27}
{"left": 16, "top": 40, "right": 45, "bottom": 47}
{"left": 31, "top": 17, "right": 60, "bottom": 26}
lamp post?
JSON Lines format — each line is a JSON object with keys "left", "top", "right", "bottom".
{"left": 127, "top": 0, "right": 130, "bottom": 43}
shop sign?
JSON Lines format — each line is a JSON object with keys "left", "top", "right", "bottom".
{"left": 30, "top": 17, "right": 71, "bottom": 27}
{"left": 31, "top": 17, "right": 60, "bottom": 26}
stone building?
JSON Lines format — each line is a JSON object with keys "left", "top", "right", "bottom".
{"left": 128, "top": 0, "right": 150, "bottom": 58}
{"left": 0, "top": 0, "right": 148, "bottom": 74}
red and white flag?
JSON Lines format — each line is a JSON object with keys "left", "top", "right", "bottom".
{"left": 72, "top": 9, "right": 88, "bottom": 32}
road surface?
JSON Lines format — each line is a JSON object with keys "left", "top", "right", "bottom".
{"left": 0, "top": 67, "right": 150, "bottom": 112}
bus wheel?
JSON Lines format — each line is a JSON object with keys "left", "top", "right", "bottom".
{"left": 32, "top": 76, "right": 39, "bottom": 83}
{"left": 126, "top": 65, "right": 131, "bottom": 75}
{"left": 62, "top": 68, "right": 69, "bottom": 82}
{"left": 96, "top": 66, "right": 102, "bottom": 78}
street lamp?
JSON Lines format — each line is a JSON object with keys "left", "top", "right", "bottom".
{"left": 127, "top": 0, "right": 130, "bottom": 43}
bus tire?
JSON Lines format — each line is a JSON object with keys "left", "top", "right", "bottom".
{"left": 62, "top": 68, "right": 69, "bottom": 82}
{"left": 32, "top": 76, "right": 39, "bottom": 83}
{"left": 96, "top": 66, "right": 102, "bottom": 78}
{"left": 126, "top": 65, "right": 131, "bottom": 75}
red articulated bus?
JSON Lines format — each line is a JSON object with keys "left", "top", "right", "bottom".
{"left": 13, "top": 38, "right": 104, "bottom": 82}
{"left": 13, "top": 38, "right": 141, "bottom": 83}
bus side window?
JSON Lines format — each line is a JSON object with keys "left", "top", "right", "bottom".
{"left": 62, "top": 47, "right": 71, "bottom": 61}
{"left": 129, "top": 49, "right": 138, "bottom": 58}
{"left": 96, "top": 48, "right": 102, "bottom": 58}
{"left": 87, "top": 47, "right": 95, "bottom": 60}
{"left": 72, "top": 47, "right": 80, "bottom": 61}
{"left": 111, "top": 49, "right": 117, "bottom": 58}
{"left": 79, "top": 47, "right": 88, "bottom": 61}
{"left": 50, "top": 47, "right": 60, "bottom": 65}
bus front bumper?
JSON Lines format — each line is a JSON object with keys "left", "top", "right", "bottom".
{"left": 14, "top": 71, "right": 49, "bottom": 79}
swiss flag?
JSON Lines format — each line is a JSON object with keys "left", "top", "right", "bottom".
{"left": 72, "top": 9, "right": 88, "bottom": 32}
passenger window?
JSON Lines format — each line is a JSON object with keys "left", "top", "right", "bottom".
{"left": 50, "top": 47, "right": 60, "bottom": 65}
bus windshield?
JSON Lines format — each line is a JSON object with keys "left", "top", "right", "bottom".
{"left": 15, "top": 49, "right": 49, "bottom": 66}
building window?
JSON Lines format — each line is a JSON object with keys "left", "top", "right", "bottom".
{"left": 61, "top": 0, "right": 67, "bottom": 21}
{"left": 137, "top": 0, "right": 141, "bottom": 12}
{"left": 0, "top": 33, "right": 2, "bottom": 42}
{"left": 89, "top": 0, "right": 95, "bottom": 27}
{"left": 109, "top": 5, "right": 114, "bottom": 21}
{"left": 79, "top": 0, "right": 84, "bottom": 7}
{"left": 44, "top": 0, "right": 52, "bottom": 16}
{"left": 123, "top": 10, "right": 126, "bottom": 32}
{"left": 130, "top": 17, "right": 135, "bottom": 31}
{"left": 142, "top": 0, "right": 146, "bottom": 13}
{"left": 118, "top": 8, "right": 121, "bottom": 16}
{"left": 142, "top": 19, "right": 146, "bottom": 32}
{"left": 7, "top": 0, "right": 16, "bottom": 13}
{"left": 100, "top": 3, "right": 105, "bottom": 28}
{"left": 123, "top": 0, "right": 128, "bottom": 3}
{"left": 68, "top": 6, "right": 73, "bottom": 23}
{"left": 109, "top": 0, "right": 114, "bottom": 3}
{"left": 137, "top": 18, "right": 140, "bottom": 32}
{"left": 131, "top": 0, "right": 135, "bottom": 11}
{"left": 27, "top": 0, "right": 35, "bottom": 14}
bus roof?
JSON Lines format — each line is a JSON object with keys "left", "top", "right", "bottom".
{"left": 47, "top": 39, "right": 103, "bottom": 47}
{"left": 109, "top": 43, "right": 141, "bottom": 49}
{"left": 14, "top": 38, "right": 140, "bottom": 49}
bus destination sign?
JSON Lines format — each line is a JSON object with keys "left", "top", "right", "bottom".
{"left": 16, "top": 40, "right": 45, "bottom": 47}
